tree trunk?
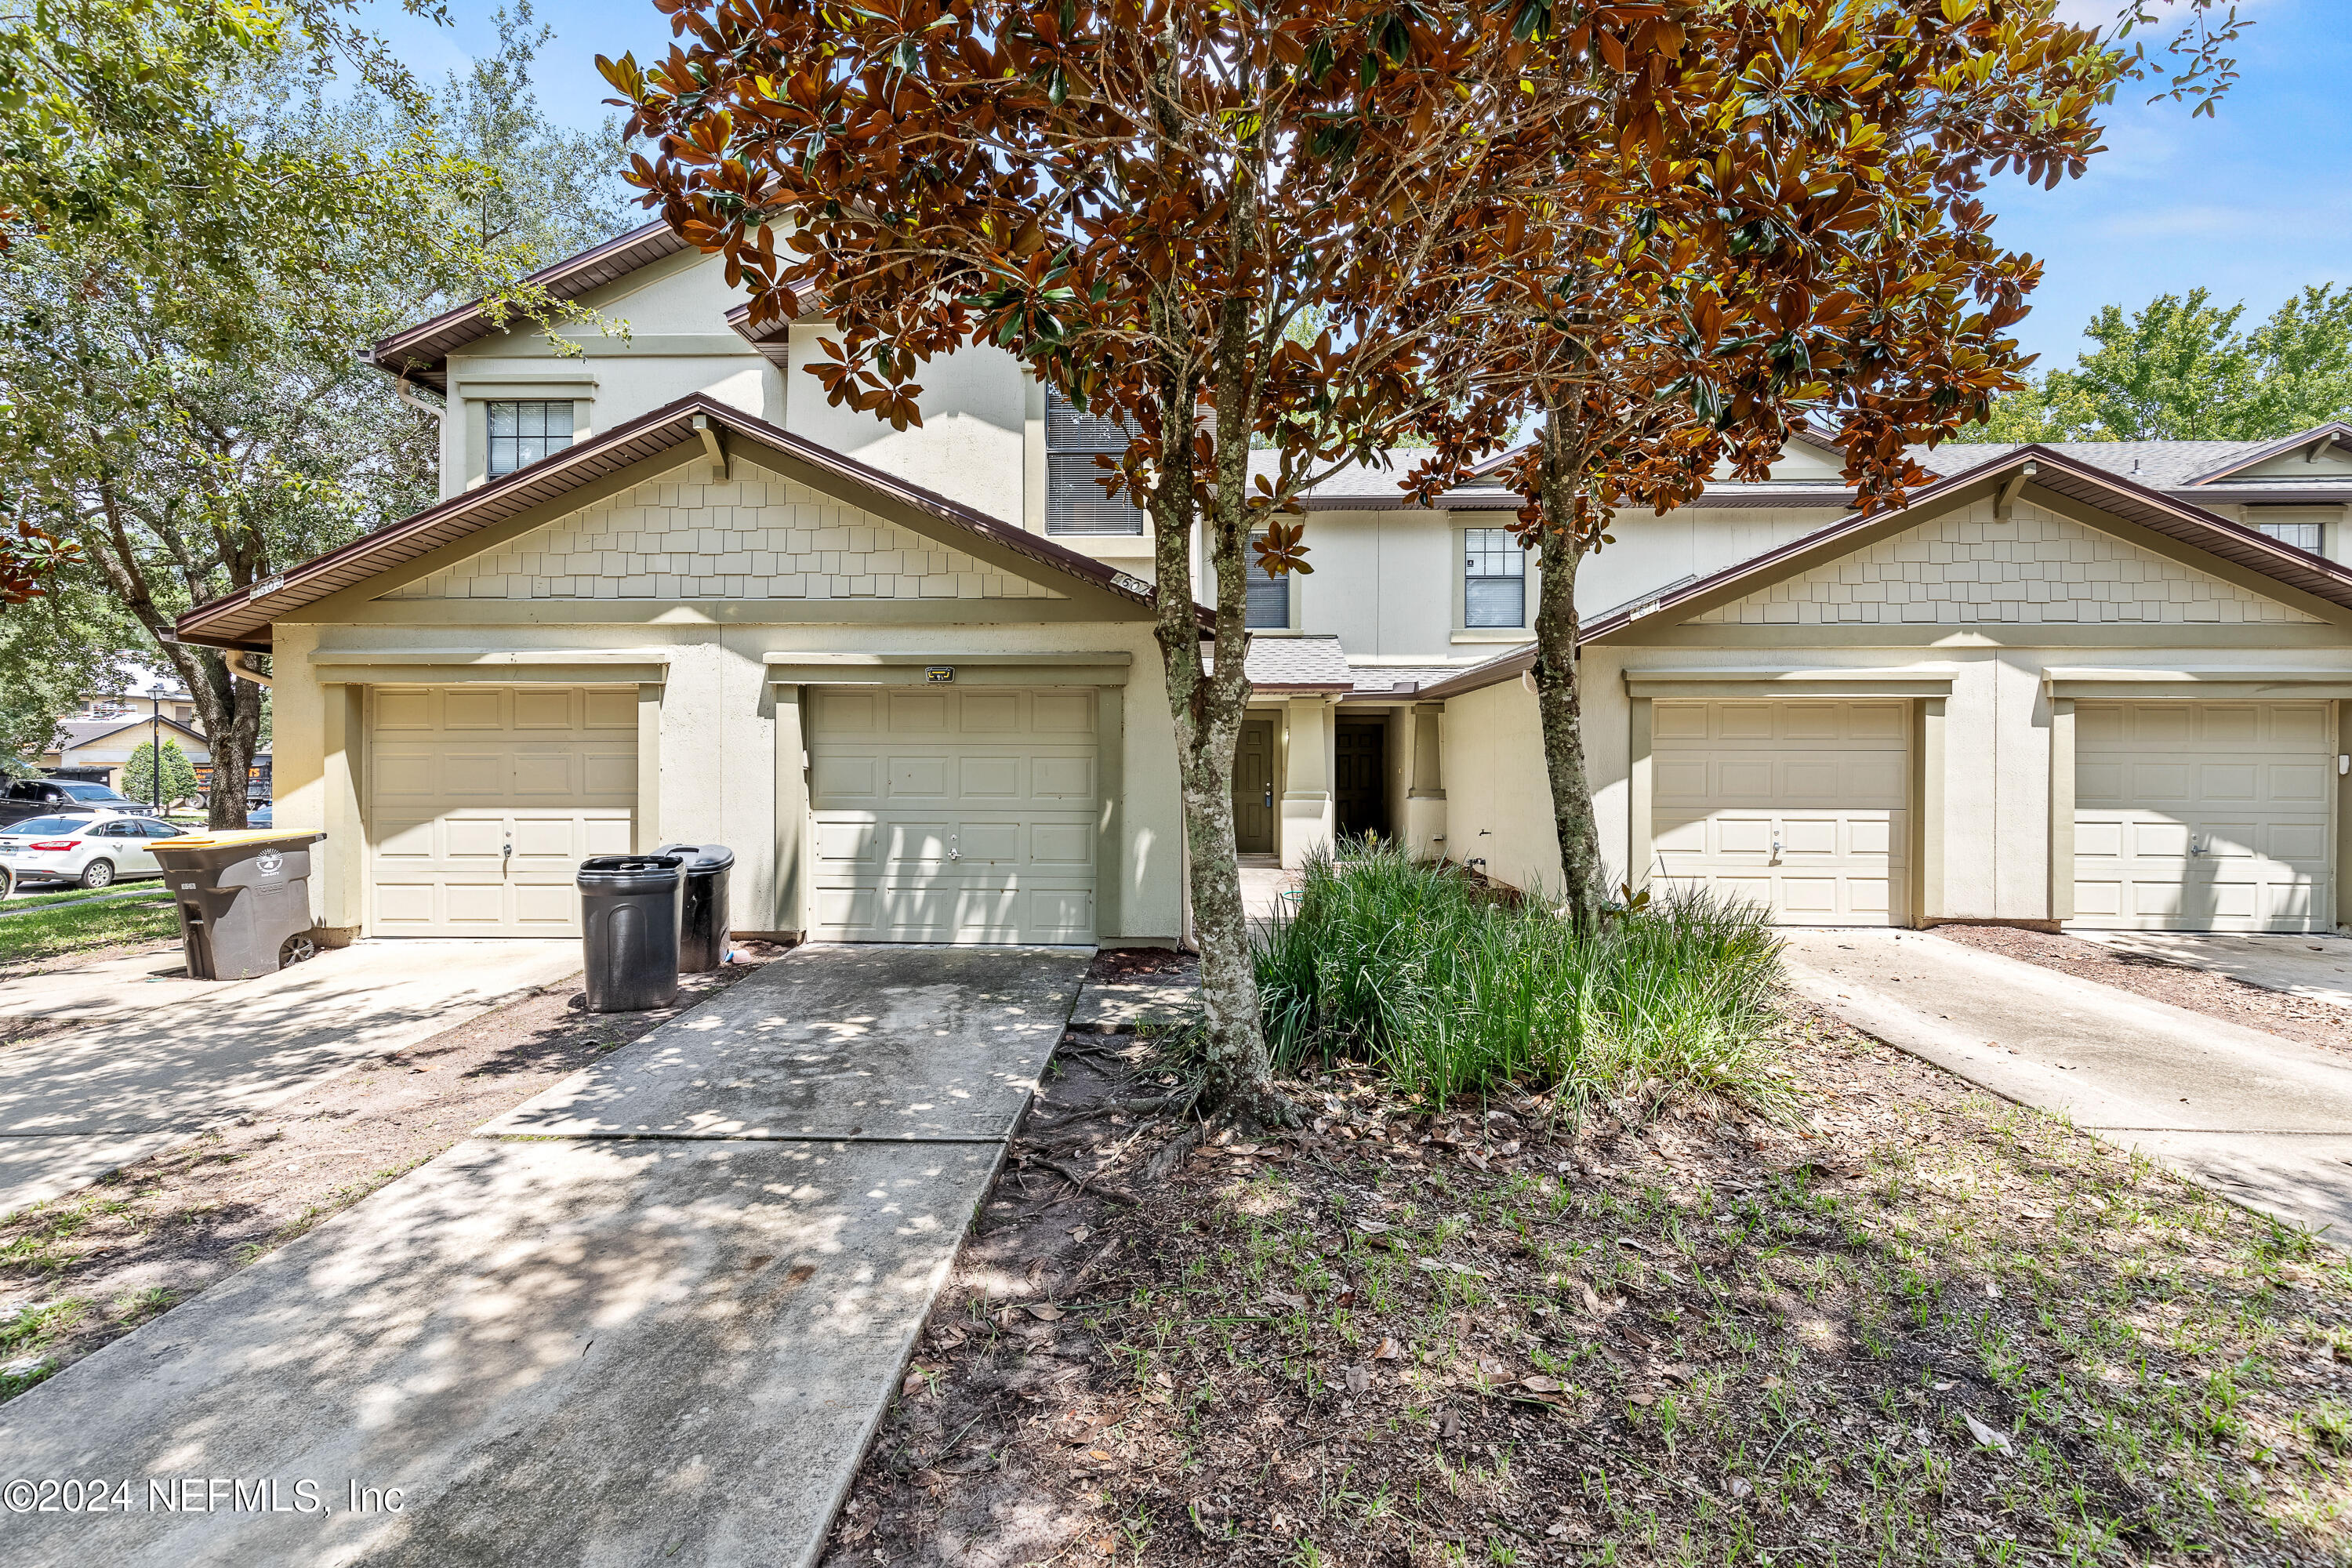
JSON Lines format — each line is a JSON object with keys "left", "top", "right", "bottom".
{"left": 1530, "top": 406, "right": 1607, "bottom": 931}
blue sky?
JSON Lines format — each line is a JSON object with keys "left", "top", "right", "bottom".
{"left": 376, "top": 0, "right": 2350, "bottom": 374}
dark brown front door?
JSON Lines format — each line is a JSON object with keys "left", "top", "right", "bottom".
{"left": 1336, "top": 720, "right": 1385, "bottom": 840}
{"left": 1234, "top": 719, "right": 1276, "bottom": 854}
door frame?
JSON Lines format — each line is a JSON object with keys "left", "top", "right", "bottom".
{"left": 1624, "top": 667, "right": 1956, "bottom": 927}
{"left": 2048, "top": 684, "right": 2347, "bottom": 931}
{"left": 767, "top": 652, "right": 1134, "bottom": 941}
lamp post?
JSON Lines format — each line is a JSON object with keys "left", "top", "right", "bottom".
{"left": 150, "top": 705, "right": 160, "bottom": 811}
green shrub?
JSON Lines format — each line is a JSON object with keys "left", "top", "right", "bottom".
{"left": 1254, "top": 840, "right": 1786, "bottom": 1113}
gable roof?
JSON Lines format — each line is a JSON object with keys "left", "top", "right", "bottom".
{"left": 365, "top": 222, "right": 693, "bottom": 392}
{"left": 2181, "top": 422, "right": 2352, "bottom": 485}
{"left": 1414, "top": 444, "right": 2352, "bottom": 701}
{"left": 53, "top": 715, "right": 209, "bottom": 752}
{"left": 174, "top": 394, "right": 1197, "bottom": 652}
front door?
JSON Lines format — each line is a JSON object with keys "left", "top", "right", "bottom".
{"left": 1335, "top": 721, "right": 1386, "bottom": 840}
{"left": 1233, "top": 719, "right": 1276, "bottom": 854}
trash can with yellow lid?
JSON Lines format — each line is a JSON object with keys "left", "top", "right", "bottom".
{"left": 151, "top": 829, "right": 326, "bottom": 980}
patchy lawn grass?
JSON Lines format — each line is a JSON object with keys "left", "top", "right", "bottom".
{"left": 0, "top": 896, "right": 180, "bottom": 971}
{"left": 0, "top": 884, "right": 171, "bottom": 913}
{"left": 825, "top": 1004, "right": 2352, "bottom": 1567}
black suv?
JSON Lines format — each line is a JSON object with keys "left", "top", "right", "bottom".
{"left": 0, "top": 778, "right": 142, "bottom": 829}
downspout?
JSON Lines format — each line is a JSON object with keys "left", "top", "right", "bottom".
{"left": 227, "top": 654, "right": 273, "bottom": 688}
{"left": 392, "top": 372, "right": 445, "bottom": 426}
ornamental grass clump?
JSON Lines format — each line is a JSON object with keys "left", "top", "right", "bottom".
{"left": 1254, "top": 840, "right": 1784, "bottom": 1113}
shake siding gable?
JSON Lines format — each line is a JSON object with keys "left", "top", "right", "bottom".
{"left": 1692, "top": 500, "right": 2323, "bottom": 627}
{"left": 380, "top": 458, "right": 1064, "bottom": 604}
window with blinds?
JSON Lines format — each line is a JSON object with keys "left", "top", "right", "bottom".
{"left": 1463, "top": 527, "right": 1527, "bottom": 627}
{"left": 1047, "top": 390, "right": 1148, "bottom": 535}
{"left": 2245, "top": 508, "right": 2332, "bottom": 554}
{"left": 1246, "top": 537, "right": 1290, "bottom": 629}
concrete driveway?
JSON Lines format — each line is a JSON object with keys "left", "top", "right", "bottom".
{"left": 1780, "top": 929, "right": 2352, "bottom": 1243}
{"left": 0, "top": 944, "right": 1087, "bottom": 1568}
{"left": 2078, "top": 930, "right": 2352, "bottom": 1011}
{"left": 0, "top": 941, "right": 582, "bottom": 1218}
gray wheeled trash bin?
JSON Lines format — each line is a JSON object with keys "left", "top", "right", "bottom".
{"left": 655, "top": 842, "right": 734, "bottom": 973}
{"left": 578, "top": 855, "right": 684, "bottom": 1012}
{"left": 151, "top": 830, "right": 326, "bottom": 981}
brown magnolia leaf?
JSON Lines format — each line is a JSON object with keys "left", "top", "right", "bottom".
{"left": 1026, "top": 1303, "right": 1063, "bottom": 1322}
{"left": 1519, "top": 1374, "right": 1565, "bottom": 1394}
{"left": 1628, "top": 1392, "right": 1657, "bottom": 1408}
{"left": 1372, "top": 1337, "right": 1403, "bottom": 1361}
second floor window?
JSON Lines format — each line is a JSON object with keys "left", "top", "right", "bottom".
{"left": 1047, "top": 389, "right": 1147, "bottom": 535}
{"left": 2249, "top": 510, "right": 2326, "bottom": 554}
{"left": 1463, "top": 528, "right": 1526, "bottom": 627}
{"left": 1246, "top": 537, "right": 1290, "bottom": 629}
{"left": 487, "top": 401, "right": 575, "bottom": 477}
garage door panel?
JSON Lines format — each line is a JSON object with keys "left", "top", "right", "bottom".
{"left": 889, "top": 756, "right": 952, "bottom": 797}
{"left": 1650, "top": 700, "right": 1910, "bottom": 927}
{"left": 959, "top": 692, "right": 1021, "bottom": 731}
{"left": 368, "top": 684, "right": 637, "bottom": 938}
{"left": 810, "top": 687, "right": 1098, "bottom": 944}
{"left": 511, "top": 688, "right": 576, "bottom": 728}
{"left": 1034, "top": 756, "right": 1094, "bottom": 800}
{"left": 958, "top": 756, "right": 1022, "bottom": 798}
{"left": 2071, "top": 700, "right": 2332, "bottom": 933}
{"left": 443, "top": 690, "right": 504, "bottom": 729}
{"left": 1030, "top": 822, "right": 1095, "bottom": 866}
{"left": 812, "top": 756, "right": 878, "bottom": 801}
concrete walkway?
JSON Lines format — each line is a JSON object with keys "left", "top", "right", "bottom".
{"left": 0, "top": 941, "right": 582, "bottom": 1218}
{"left": 2078, "top": 930, "right": 2352, "bottom": 1011}
{"left": 0, "top": 944, "right": 1087, "bottom": 1568}
{"left": 1780, "top": 930, "right": 2352, "bottom": 1243}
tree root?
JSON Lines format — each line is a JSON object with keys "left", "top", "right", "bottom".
{"left": 1141, "top": 1120, "right": 1207, "bottom": 1185}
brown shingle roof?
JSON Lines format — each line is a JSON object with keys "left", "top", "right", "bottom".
{"left": 365, "top": 222, "right": 694, "bottom": 392}
{"left": 175, "top": 394, "right": 1206, "bottom": 651}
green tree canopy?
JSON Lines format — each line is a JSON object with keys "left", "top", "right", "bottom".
{"left": 1972, "top": 286, "right": 2352, "bottom": 443}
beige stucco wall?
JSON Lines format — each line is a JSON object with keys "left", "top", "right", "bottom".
{"left": 271, "top": 615, "right": 1182, "bottom": 944}
{"left": 784, "top": 325, "right": 1027, "bottom": 524}
{"left": 441, "top": 250, "right": 786, "bottom": 498}
{"left": 1438, "top": 675, "right": 1564, "bottom": 897}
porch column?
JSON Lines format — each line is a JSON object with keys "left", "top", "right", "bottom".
{"left": 1280, "top": 695, "right": 1334, "bottom": 868}
{"left": 1404, "top": 702, "right": 1447, "bottom": 860}
{"left": 2048, "top": 696, "right": 2076, "bottom": 924}
{"left": 773, "top": 684, "right": 808, "bottom": 938}
{"left": 320, "top": 683, "right": 365, "bottom": 943}
{"left": 635, "top": 682, "right": 664, "bottom": 853}
{"left": 1627, "top": 695, "right": 1653, "bottom": 896}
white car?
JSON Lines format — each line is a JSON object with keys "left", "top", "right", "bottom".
{"left": 0, "top": 811, "right": 193, "bottom": 891}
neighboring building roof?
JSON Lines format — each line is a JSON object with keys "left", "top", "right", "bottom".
{"left": 54, "top": 716, "right": 209, "bottom": 752}
{"left": 176, "top": 394, "right": 1203, "bottom": 652}
{"left": 1339, "top": 661, "right": 1488, "bottom": 701}
{"left": 365, "top": 222, "right": 694, "bottom": 392}
{"left": 1414, "top": 445, "right": 2352, "bottom": 702}
{"left": 1241, "top": 634, "right": 1354, "bottom": 693}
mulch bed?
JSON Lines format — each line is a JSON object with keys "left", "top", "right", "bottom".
{"left": 821, "top": 1000, "right": 2352, "bottom": 1567}
{"left": 0, "top": 942, "right": 790, "bottom": 1397}
{"left": 1933, "top": 924, "right": 2352, "bottom": 1058}
{"left": 1087, "top": 947, "right": 1200, "bottom": 983}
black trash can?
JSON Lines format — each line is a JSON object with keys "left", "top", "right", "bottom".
{"left": 577, "top": 855, "right": 684, "bottom": 1012}
{"left": 656, "top": 842, "right": 735, "bottom": 973}
{"left": 151, "top": 830, "right": 326, "bottom": 981}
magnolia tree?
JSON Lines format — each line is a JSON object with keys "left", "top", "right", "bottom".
{"left": 1397, "top": 0, "right": 2239, "bottom": 929}
{"left": 610, "top": 0, "right": 2247, "bottom": 1114}
{"left": 606, "top": 0, "right": 1685, "bottom": 1121}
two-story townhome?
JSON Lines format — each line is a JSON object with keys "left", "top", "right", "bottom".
{"left": 174, "top": 223, "right": 2352, "bottom": 942}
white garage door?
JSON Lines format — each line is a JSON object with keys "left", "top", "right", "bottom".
{"left": 369, "top": 685, "right": 637, "bottom": 937}
{"left": 808, "top": 686, "right": 1096, "bottom": 943}
{"left": 1653, "top": 699, "right": 1910, "bottom": 926}
{"left": 2073, "top": 701, "right": 2333, "bottom": 932}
